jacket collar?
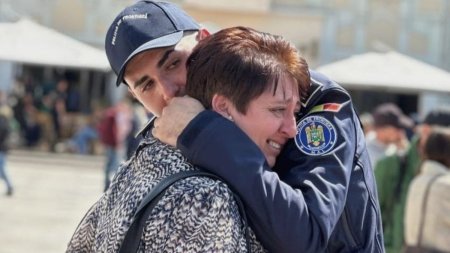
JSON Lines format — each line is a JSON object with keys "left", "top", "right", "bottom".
{"left": 420, "top": 160, "right": 448, "bottom": 175}
{"left": 136, "top": 115, "right": 156, "bottom": 138}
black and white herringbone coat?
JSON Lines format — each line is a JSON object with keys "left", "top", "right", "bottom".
{"left": 66, "top": 137, "right": 266, "bottom": 253}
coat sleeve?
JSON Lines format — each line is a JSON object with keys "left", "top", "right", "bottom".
{"left": 177, "top": 90, "right": 358, "bottom": 253}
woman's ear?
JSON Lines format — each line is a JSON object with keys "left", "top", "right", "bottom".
{"left": 197, "top": 28, "right": 210, "bottom": 41}
{"left": 211, "top": 94, "right": 232, "bottom": 119}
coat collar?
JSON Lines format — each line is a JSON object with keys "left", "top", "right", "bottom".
{"left": 420, "top": 160, "right": 448, "bottom": 175}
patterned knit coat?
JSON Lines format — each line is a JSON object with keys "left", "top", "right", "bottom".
{"left": 66, "top": 137, "right": 266, "bottom": 253}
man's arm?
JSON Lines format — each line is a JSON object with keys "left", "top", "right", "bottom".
{"left": 155, "top": 89, "right": 357, "bottom": 252}
{"left": 173, "top": 94, "right": 356, "bottom": 253}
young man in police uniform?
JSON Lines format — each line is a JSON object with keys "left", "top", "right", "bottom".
{"left": 107, "top": 1, "right": 385, "bottom": 252}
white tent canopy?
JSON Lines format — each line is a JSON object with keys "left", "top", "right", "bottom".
{"left": 316, "top": 51, "right": 450, "bottom": 94}
{"left": 0, "top": 19, "right": 110, "bottom": 71}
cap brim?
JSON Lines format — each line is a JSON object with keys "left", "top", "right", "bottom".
{"left": 115, "top": 31, "right": 185, "bottom": 86}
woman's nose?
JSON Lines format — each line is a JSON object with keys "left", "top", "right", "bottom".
{"left": 281, "top": 115, "right": 298, "bottom": 138}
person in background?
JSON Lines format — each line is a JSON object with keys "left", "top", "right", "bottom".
{"left": 0, "top": 91, "right": 13, "bottom": 196}
{"left": 51, "top": 79, "right": 69, "bottom": 145}
{"left": 366, "top": 103, "right": 413, "bottom": 169}
{"left": 359, "top": 112, "right": 374, "bottom": 136}
{"left": 404, "top": 126, "right": 450, "bottom": 252}
{"left": 97, "top": 99, "right": 132, "bottom": 191}
{"left": 375, "top": 106, "right": 450, "bottom": 253}
{"left": 15, "top": 93, "right": 41, "bottom": 147}
{"left": 67, "top": 113, "right": 99, "bottom": 155}
{"left": 125, "top": 98, "right": 149, "bottom": 159}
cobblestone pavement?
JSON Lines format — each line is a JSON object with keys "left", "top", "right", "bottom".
{"left": 0, "top": 150, "right": 106, "bottom": 253}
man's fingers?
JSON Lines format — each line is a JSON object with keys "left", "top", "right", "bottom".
{"left": 154, "top": 96, "right": 204, "bottom": 147}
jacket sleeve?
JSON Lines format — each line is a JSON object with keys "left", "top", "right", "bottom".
{"left": 177, "top": 90, "right": 357, "bottom": 253}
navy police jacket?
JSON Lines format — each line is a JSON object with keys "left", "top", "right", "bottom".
{"left": 176, "top": 70, "right": 385, "bottom": 253}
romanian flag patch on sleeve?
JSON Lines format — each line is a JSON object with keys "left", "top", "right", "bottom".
{"left": 308, "top": 103, "right": 343, "bottom": 114}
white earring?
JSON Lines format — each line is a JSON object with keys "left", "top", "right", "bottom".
{"left": 227, "top": 115, "right": 233, "bottom": 121}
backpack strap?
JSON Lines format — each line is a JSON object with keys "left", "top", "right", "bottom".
{"left": 119, "top": 170, "right": 251, "bottom": 253}
{"left": 416, "top": 173, "right": 444, "bottom": 247}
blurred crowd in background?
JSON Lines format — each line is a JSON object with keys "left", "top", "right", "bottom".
{"left": 0, "top": 73, "right": 151, "bottom": 197}
{"left": 3, "top": 74, "right": 149, "bottom": 155}
{"left": 360, "top": 103, "right": 450, "bottom": 253}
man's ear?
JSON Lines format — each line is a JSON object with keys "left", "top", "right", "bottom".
{"left": 196, "top": 28, "right": 210, "bottom": 41}
{"left": 211, "top": 94, "right": 232, "bottom": 118}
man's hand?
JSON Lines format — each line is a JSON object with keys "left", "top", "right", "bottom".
{"left": 153, "top": 96, "right": 205, "bottom": 147}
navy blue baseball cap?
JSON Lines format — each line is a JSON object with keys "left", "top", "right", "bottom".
{"left": 105, "top": 0, "right": 200, "bottom": 86}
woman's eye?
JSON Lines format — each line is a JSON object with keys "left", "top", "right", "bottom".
{"left": 271, "top": 108, "right": 285, "bottom": 115}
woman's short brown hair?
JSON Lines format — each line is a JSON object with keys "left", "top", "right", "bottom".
{"left": 185, "top": 26, "right": 310, "bottom": 114}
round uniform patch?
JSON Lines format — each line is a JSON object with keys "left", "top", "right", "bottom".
{"left": 295, "top": 115, "right": 337, "bottom": 156}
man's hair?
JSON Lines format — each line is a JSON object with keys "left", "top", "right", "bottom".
{"left": 423, "top": 126, "right": 450, "bottom": 168}
{"left": 185, "top": 26, "right": 310, "bottom": 114}
{"left": 423, "top": 106, "right": 450, "bottom": 127}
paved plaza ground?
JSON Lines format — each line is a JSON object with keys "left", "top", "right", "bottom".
{"left": 0, "top": 150, "right": 106, "bottom": 253}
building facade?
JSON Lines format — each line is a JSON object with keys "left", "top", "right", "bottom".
{"left": 1, "top": 0, "right": 449, "bottom": 115}
{"left": 3, "top": 0, "right": 449, "bottom": 69}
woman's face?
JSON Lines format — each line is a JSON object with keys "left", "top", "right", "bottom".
{"left": 229, "top": 75, "right": 300, "bottom": 167}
